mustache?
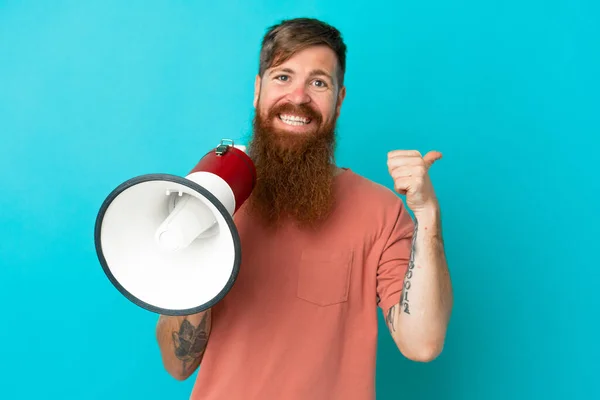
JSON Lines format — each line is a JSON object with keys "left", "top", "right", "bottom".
{"left": 267, "top": 102, "right": 322, "bottom": 125}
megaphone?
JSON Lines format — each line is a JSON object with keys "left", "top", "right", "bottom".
{"left": 94, "top": 139, "right": 256, "bottom": 316}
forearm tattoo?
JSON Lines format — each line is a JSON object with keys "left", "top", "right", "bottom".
{"left": 387, "top": 220, "right": 418, "bottom": 330}
{"left": 172, "top": 314, "right": 210, "bottom": 375}
{"left": 401, "top": 219, "right": 418, "bottom": 315}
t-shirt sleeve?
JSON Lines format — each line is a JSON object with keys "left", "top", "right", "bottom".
{"left": 376, "top": 197, "right": 415, "bottom": 315}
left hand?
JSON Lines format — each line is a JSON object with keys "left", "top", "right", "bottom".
{"left": 387, "top": 150, "right": 442, "bottom": 214}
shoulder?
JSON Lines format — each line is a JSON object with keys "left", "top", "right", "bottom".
{"left": 337, "top": 169, "right": 405, "bottom": 210}
{"left": 335, "top": 169, "right": 413, "bottom": 232}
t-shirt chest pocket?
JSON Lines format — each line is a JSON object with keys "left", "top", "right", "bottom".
{"left": 296, "top": 250, "right": 354, "bottom": 307}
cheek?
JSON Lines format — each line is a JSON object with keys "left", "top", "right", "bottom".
{"left": 256, "top": 97, "right": 272, "bottom": 117}
{"left": 257, "top": 91, "right": 280, "bottom": 112}
{"left": 315, "top": 100, "right": 335, "bottom": 121}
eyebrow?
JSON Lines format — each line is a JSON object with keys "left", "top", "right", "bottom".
{"left": 270, "top": 67, "right": 334, "bottom": 83}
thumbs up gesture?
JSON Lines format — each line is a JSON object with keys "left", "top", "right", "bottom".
{"left": 387, "top": 150, "right": 442, "bottom": 215}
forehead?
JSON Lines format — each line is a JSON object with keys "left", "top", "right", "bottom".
{"left": 269, "top": 45, "right": 339, "bottom": 78}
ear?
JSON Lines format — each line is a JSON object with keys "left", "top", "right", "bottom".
{"left": 335, "top": 85, "right": 346, "bottom": 118}
{"left": 253, "top": 74, "right": 261, "bottom": 108}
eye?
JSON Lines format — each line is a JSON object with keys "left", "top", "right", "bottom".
{"left": 274, "top": 74, "right": 289, "bottom": 82}
{"left": 312, "top": 79, "right": 328, "bottom": 89}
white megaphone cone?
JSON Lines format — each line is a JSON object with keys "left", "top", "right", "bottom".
{"left": 94, "top": 139, "right": 256, "bottom": 316}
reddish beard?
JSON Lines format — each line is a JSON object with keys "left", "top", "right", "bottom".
{"left": 246, "top": 101, "right": 338, "bottom": 229}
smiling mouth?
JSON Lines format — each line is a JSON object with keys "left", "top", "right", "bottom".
{"left": 278, "top": 114, "right": 312, "bottom": 126}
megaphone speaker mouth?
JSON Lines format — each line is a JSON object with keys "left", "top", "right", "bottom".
{"left": 94, "top": 173, "right": 241, "bottom": 316}
{"left": 154, "top": 189, "right": 220, "bottom": 252}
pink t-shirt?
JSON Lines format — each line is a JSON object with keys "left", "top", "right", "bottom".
{"left": 190, "top": 168, "right": 414, "bottom": 400}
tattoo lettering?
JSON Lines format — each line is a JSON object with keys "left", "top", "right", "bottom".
{"left": 402, "top": 220, "right": 419, "bottom": 315}
{"left": 172, "top": 314, "right": 209, "bottom": 375}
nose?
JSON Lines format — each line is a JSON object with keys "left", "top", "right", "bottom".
{"left": 286, "top": 84, "right": 311, "bottom": 104}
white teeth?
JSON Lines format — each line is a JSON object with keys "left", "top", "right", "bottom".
{"left": 279, "top": 114, "right": 310, "bottom": 126}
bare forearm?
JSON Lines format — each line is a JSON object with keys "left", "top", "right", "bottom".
{"left": 156, "top": 310, "right": 211, "bottom": 380}
{"left": 387, "top": 206, "right": 453, "bottom": 361}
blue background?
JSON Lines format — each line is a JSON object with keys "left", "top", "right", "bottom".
{"left": 1, "top": 0, "right": 598, "bottom": 399}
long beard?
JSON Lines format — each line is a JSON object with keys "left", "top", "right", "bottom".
{"left": 246, "top": 101, "right": 338, "bottom": 229}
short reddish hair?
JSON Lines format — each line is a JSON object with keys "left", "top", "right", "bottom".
{"left": 258, "top": 18, "right": 347, "bottom": 87}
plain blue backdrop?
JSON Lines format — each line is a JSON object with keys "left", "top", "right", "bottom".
{"left": 1, "top": 0, "right": 598, "bottom": 399}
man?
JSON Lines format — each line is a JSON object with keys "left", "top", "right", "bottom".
{"left": 156, "top": 17, "right": 453, "bottom": 400}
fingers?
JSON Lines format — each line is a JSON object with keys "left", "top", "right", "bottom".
{"left": 388, "top": 148, "right": 441, "bottom": 200}
{"left": 388, "top": 150, "right": 422, "bottom": 158}
{"left": 389, "top": 165, "right": 427, "bottom": 179}
{"left": 392, "top": 176, "right": 414, "bottom": 195}
{"left": 387, "top": 149, "right": 442, "bottom": 169}
{"left": 387, "top": 154, "right": 423, "bottom": 169}
{"left": 393, "top": 177, "right": 409, "bottom": 195}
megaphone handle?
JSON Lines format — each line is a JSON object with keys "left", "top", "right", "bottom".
{"left": 216, "top": 139, "right": 235, "bottom": 156}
